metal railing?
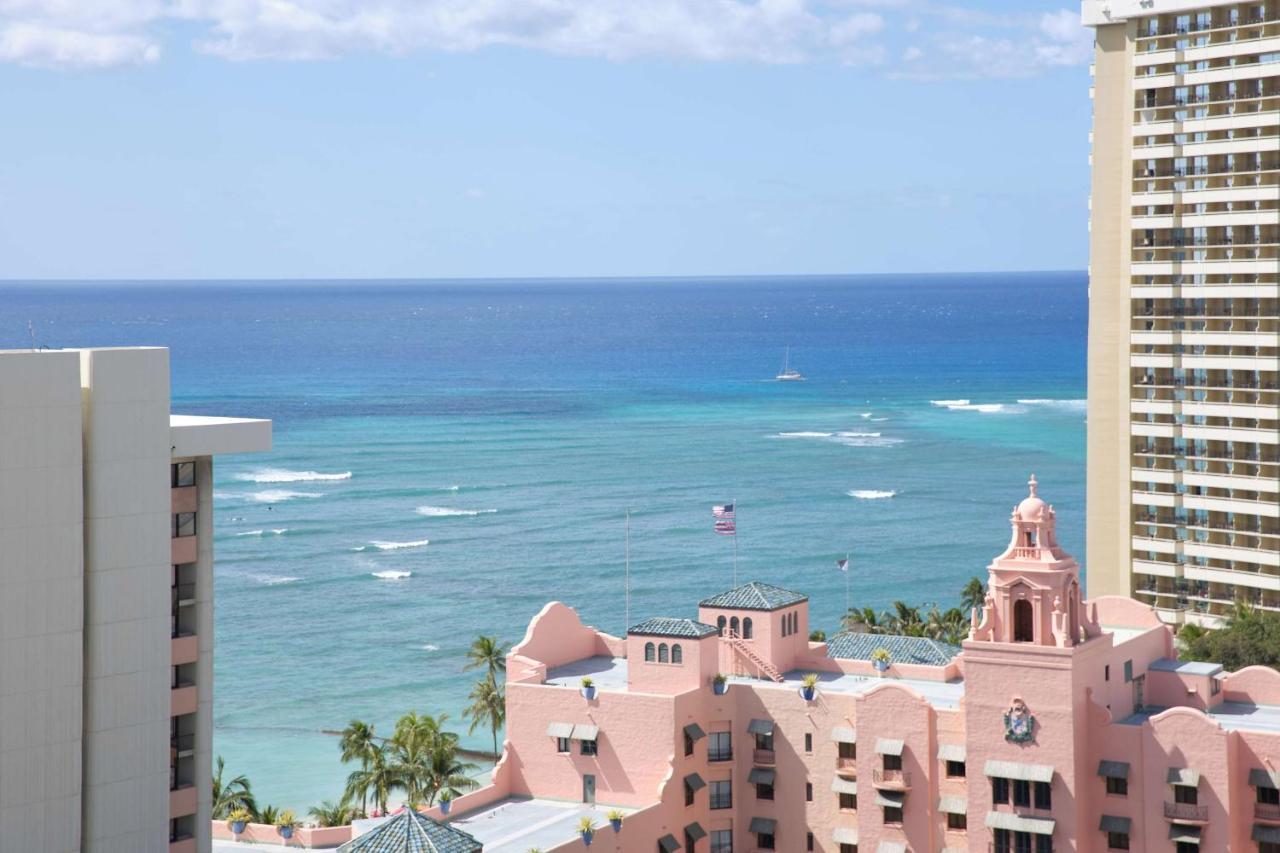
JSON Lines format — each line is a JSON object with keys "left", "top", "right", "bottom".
{"left": 1164, "top": 800, "right": 1209, "bottom": 821}
{"left": 872, "top": 768, "right": 911, "bottom": 787}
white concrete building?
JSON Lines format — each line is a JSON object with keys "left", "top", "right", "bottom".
{"left": 1084, "top": 0, "right": 1280, "bottom": 626}
{"left": 0, "top": 347, "right": 270, "bottom": 853}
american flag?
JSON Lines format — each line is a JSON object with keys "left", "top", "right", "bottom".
{"left": 712, "top": 503, "right": 735, "bottom": 519}
{"left": 714, "top": 519, "right": 737, "bottom": 536}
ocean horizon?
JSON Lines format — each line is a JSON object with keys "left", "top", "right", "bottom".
{"left": 3, "top": 271, "right": 1087, "bottom": 810}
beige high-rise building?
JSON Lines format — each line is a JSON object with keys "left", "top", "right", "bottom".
{"left": 1084, "top": 0, "right": 1279, "bottom": 627}
{"left": 0, "top": 346, "right": 270, "bottom": 852}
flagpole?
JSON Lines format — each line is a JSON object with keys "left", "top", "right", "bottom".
{"left": 625, "top": 509, "right": 632, "bottom": 634}
{"left": 845, "top": 553, "right": 851, "bottom": 618}
{"left": 732, "top": 497, "right": 738, "bottom": 588}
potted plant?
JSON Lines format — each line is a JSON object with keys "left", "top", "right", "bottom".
{"left": 227, "top": 807, "right": 252, "bottom": 835}
{"left": 276, "top": 809, "right": 298, "bottom": 839}
{"left": 871, "top": 648, "right": 891, "bottom": 673}
{"left": 607, "top": 808, "right": 624, "bottom": 831}
{"left": 712, "top": 673, "right": 728, "bottom": 695}
{"left": 578, "top": 816, "right": 597, "bottom": 845}
{"left": 580, "top": 676, "right": 596, "bottom": 700}
{"left": 800, "top": 672, "right": 819, "bottom": 701}
{"left": 439, "top": 791, "right": 453, "bottom": 815}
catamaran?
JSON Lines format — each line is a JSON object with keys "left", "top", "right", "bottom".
{"left": 775, "top": 347, "right": 805, "bottom": 381}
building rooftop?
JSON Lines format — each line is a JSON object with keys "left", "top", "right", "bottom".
{"left": 338, "top": 807, "right": 481, "bottom": 853}
{"left": 827, "top": 632, "right": 962, "bottom": 667}
{"left": 628, "top": 617, "right": 718, "bottom": 639}
{"left": 699, "top": 581, "right": 807, "bottom": 612}
{"left": 170, "top": 413, "right": 272, "bottom": 456}
{"left": 447, "top": 798, "right": 634, "bottom": 852}
{"left": 546, "top": 656, "right": 629, "bottom": 691}
{"left": 1119, "top": 702, "right": 1280, "bottom": 735}
{"left": 1148, "top": 658, "right": 1223, "bottom": 677}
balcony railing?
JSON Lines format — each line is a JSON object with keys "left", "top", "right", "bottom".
{"left": 753, "top": 748, "right": 775, "bottom": 765}
{"left": 872, "top": 768, "right": 911, "bottom": 788}
{"left": 836, "top": 756, "right": 857, "bottom": 775}
{"left": 1164, "top": 800, "right": 1209, "bottom": 821}
{"left": 1256, "top": 801, "right": 1280, "bottom": 821}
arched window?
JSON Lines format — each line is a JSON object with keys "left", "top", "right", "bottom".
{"left": 792, "top": 612, "right": 798, "bottom": 634}
{"left": 717, "top": 615, "right": 726, "bottom": 636}
{"left": 780, "top": 614, "right": 787, "bottom": 636}
{"left": 658, "top": 643, "right": 669, "bottom": 663}
{"left": 644, "top": 642, "right": 655, "bottom": 662}
{"left": 1013, "top": 599, "right": 1034, "bottom": 643}
{"left": 672, "top": 644, "right": 682, "bottom": 664}
{"left": 730, "top": 617, "right": 740, "bottom": 636}
{"left": 743, "top": 617, "right": 753, "bottom": 639}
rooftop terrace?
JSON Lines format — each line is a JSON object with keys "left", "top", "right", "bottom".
{"left": 448, "top": 798, "right": 633, "bottom": 852}
{"left": 1119, "top": 701, "right": 1280, "bottom": 734}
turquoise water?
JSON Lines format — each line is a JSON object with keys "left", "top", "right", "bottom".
{"left": 3, "top": 273, "right": 1086, "bottom": 811}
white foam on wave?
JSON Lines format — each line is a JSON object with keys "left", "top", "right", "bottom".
{"left": 848, "top": 489, "right": 896, "bottom": 500}
{"left": 250, "top": 574, "right": 301, "bottom": 586}
{"left": 931, "top": 399, "right": 970, "bottom": 407}
{"left": 372, "top": 570, "right": 412, "bottom": 580}
{"left": 931, "top": 399, "right": 1007, "bottom": 414}
{"left": 369, "top": 538, "right": 430, "bottom": 551}
{"left": 236, "top": 528, "right": 288, "bottom": 537}
{"left": 419, "top": 643, "right": 440, "bottom": 652}
{"left": 838, "top": 431, "right": 880, "bottom": 438}
{"left": 237, "top": 530, "right": 264, "bottom": 537}
{"left": 1017, "top": 398, "right": 1087, "bottom": 410}
{"left": 860, "top": 412, "right": 873, "bottom": 419}
{"left": 776, "top": 431, "right": 833, "bottom": 438}
{"left": 415, "top": 506, "right": 496, "bottom": 517}
{"left": 236, "top": 468, "right": 352, "bottom": 483}
{"left": 774, "top": 429, "right": 902, "bottom": 448}
{"left": 250, "top": 489, "right": 325, "bottom": 503}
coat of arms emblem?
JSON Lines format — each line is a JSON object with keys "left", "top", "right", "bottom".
{"left": 1004, "top": 698, "right": 1036, "bottom": 744}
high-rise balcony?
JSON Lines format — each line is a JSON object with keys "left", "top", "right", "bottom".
{"left": 753, "top": 748, "right": 775, "bottom": 765}
{"left": 171, "top": 535, "right": 197, "bottom": 566}
{"left": 872, "top": 769, "right": 910, "bottom": 789}
{"left": 171, "top": 682, "right": 198, "bottom": 717}
{"left": 1164, "top": 800, "right": 1209, "bottom": 822}
{"left": 1256, "top": 801, "right": 1280, "bottom": 822}
{"left": 171, "top": 634, "right": 198, "bottom": 666}
{"left": 169, "top": 783, "right": 198, "bottom": 819}
{"left": 836, "top": 756, "right": 857, "bottom": 776}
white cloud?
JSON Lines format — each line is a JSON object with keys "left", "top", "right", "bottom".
{"left": 0, "top": 0, "right": 1091, "bottom": 76}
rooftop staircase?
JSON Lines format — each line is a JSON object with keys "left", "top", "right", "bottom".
{"left": 725, "top": 630, "right": 784, "bottom": 682}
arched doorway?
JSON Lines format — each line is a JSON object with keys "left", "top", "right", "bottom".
{"left": 1013, "top": 599, "right": 1034, "bottom": 642}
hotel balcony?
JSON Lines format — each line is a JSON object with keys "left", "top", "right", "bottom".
{"left": 836, "top": 757, "right": 857, "bottom": 776}
{"left": 171, "top": 633, "right": 198, "bottom": 666}
{"left": 171, "top": 485, "right": 197, "bottom": 514}
{"left": 872, "top": 769, "right": 911, "bottom": 789}
{"left": 171, "top": 534, "right": 197, "bottom": 566}
{"left": 753, "top": 748, "right": 775, "bottom": 765}
{"left": 1257, "top": 801, "right": 1280, "bottom": 822}
{"left": 169, "top": 838, "right": 196, "bottom": 853}
{"left": 169, "top": 783, "right": 198, "bottom": 819}
{"left": 1164, "top": 801, "right": 1210, "bottom": 823}
{"left": 171, "top": 682, "right": 198, "bottom": 717}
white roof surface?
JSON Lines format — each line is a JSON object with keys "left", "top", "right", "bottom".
{"left": 171, "top": 414, "right": 272, "bottom": 457}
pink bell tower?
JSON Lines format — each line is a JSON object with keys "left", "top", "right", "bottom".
{"left": 970, "top": 475, "right": 1099, "bottom": 647}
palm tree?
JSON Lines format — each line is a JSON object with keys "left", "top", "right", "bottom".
{"left": 888, "top": 601, "right": 925, "bottom": 636}
{"left": 842, "top": 606, "right": 885, "bottom": 634}
{"left": 256, "top": 804, "right": 280, "bottom": 825}
{"left": 961, "top": 576, "right": 987, "bottom": 617}
{"left": 925, "top": 606, "right": 969, "bottom": 645}
{"left": 463, "top": 676, "right": 506, "bottom": 758}
{"left": 344, "top": 746, "right": 397, "bottom": 816}
{"left": 384, "top": 711, "right": 455, "bottom": 805}
{"left": 464, "top": 635, "right": 507, "bottom": 685}
{"left": 211, "top": 756, "right": 257, "bottom": 819}
{"left": 424, "top": 742, "right": 479, "bottom": 805}
{"left": 338, "top": 720, "right": 379, "bottom": 815}
{"left": 308, "top": 798, "right": 358, "bottom": 827}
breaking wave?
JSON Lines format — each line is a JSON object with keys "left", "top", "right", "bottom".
{"left": 372, "top": 570, "right": 412, "bottom": 580}
{"left": 250, "top": 490, "right": 325, "bottom": 503}
{"left": 415, "top": 506, "right": 496, "bottom": 517}
{"left": 369, "top": 539, "right": 430, "bottom": 551}
{"left": 236, "top": 468, "right": 352, "bottom": 483}
{"left": 848, "top": 490, "right": 896, "bottom": 500}
{"left": 930, "top": 399, "right": 1007, "bottom": 413}
{"left": 250, "top": 574, "right": 300, "bottom": 586}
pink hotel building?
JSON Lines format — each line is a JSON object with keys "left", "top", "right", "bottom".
{"left": 428, "top": 477, "right": 1280, "bottom": 853}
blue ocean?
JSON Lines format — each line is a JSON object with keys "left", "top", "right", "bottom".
{"left": 3, "top": 273, "right": 1086, "bottom": 810}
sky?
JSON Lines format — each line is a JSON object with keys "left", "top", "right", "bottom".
{"left": 0, "top": 1, "right": 1095, "bottom": 280}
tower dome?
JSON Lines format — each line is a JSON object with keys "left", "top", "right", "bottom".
{"left": 1016, "top": 474, "right": 1047, "bottom": 521}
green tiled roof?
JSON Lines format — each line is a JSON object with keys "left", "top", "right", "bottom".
{"left": 337, "top": 808, "right": 482, "bottom": 853}
{"left": 698, "top": 581, "right": 807, "bottom": 612}
{"left": 826, "top": 632, "right": 961, "bottom": 667}
{"left": 628, "top": 617, "right": 718, "bottom": 639}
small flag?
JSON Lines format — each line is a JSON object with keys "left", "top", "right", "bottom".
{"left": 712, "top": 503, "right": 735, "bottom": 519}
{"left": 836, "top": 557, "right": 850, "bottom": 572}
{"left": 714, "top": 520, "right": 737, "bottom": 536}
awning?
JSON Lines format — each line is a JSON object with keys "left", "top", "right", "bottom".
{"left": 749, "top": 816, "right": 776, "bottom": 833}
{"left": 1100, "top": 815, "right": 1132, "bottom": 834}
{"left": 683, "top": 723, "right": 706, "bottom": 742}
{"left": 1098, "top": 760, "right": 1130, "bottom": 779}
{"left": 986, "top": 811, "right": 1056, "bottom": 835}
{"left": 877, "top": 843, "right": 907, "bottom": 853}
{"left": 684, "top": 823, "right": 707, "bottom": 843}
{"left": 1167, "top": 767, "right": 1200, "bottom": 786}
{"left": 938, "top": 743, "right": 966, "bottom": 762}
{"left": 658, "top": 834, "right": 681, "bottom": 852}
{"left": 939, "top": 795, "right": 967, "bottom": 814}
{"left": 748, "top": 718, "right": 775, "bottom": 735}
{"left": 748, "top": 767, "right": 776, "bottom": 785}
{"left": 985, "top": 759, "right": 1054, "bottom": 783}
{"left": 829, "top": 726, "right": 856, "bottom": 743}
{"left": 546, "top": 722, "right": 574, "bottom": 738}
{"left": 875, "top": 737, "right": 905, "bottom": 756}
{"left": 570, "top": 723, "right": 599, "bottom": 741}
{"left": 832, "top": 777, "right": 858, "bottom": 795}
{"left": 1250, "top": 768, "right": 1280, "bottom": 789}
{"left": 1169, "top": 825, "right": 1201, "bottom": 844}
{"left": 875, "top": 790, "right": 905, "bottom": 808}
{"left": 832, "top": 826, "right": 859, "bottom": 845}
{"left": 1255, "top": 825, "right": 1280, "bottom": 844}
{"left": 683, "top": 772, "right": 706, "bottom": 792}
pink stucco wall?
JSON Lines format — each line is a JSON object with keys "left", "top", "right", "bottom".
{"left": 210, "top": 822, "right": 352, "bottom": 847}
